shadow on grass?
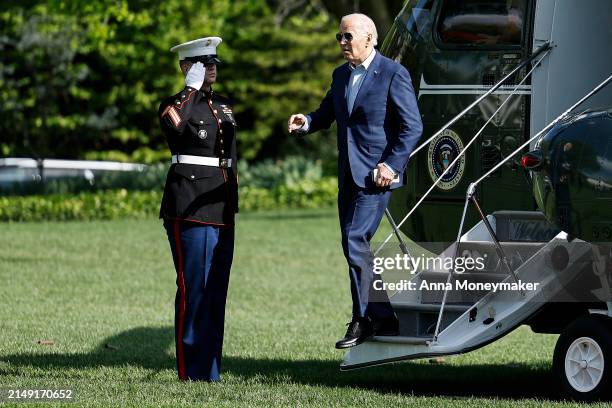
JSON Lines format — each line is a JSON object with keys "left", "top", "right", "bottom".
{"left": 224, "top": 356, "right": 558, "bottom": 400}
{"left": 1, "top": 327, "right": 176, "bottom": 375}
{"left": 0, "top": 326, "right": 562, "bottom": 401}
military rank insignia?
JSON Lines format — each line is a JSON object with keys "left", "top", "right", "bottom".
{"left": 162, "top": 105, "right": 182, "bottom": 127}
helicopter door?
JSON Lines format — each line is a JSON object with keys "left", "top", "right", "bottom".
{"left": 382, "top": 0, "right": 536, "bottom": 243}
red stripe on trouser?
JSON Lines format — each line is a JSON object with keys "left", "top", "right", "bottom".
{"left": 173, "top": 220, "right": 187, "bottom": 380}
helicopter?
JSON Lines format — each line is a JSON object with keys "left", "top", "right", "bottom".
{"left": 342, "top": 0, "right": 612, "bottom": 401}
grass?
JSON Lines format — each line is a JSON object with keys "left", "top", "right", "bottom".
{"left": 0, "top": 209, "right": 606, "bottom": 407}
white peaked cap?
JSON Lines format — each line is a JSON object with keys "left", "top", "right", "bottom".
{"left": 170, "top": 37, "right": 222, "bottom": 60}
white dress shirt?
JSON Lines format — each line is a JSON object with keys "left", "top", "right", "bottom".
{"left": 346, "top": 49, "right": 376, "bottom": 113}
{"left": 301, "top": 50, "right": 376, "bottom": 134}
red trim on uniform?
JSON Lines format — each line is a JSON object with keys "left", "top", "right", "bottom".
{"left": 173, "top": 220, "right": 187, "bottom": 381}
{"left": 207, "top": 98, "right": 222, "bottom": 132}
{"left": 176, "top": 89, "right": 197, "bottom": 110}
{"left": 160, "top": 88, "right": 195, "bottom": 128}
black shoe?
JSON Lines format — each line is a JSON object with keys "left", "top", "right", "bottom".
{"left": 335, "top": 318, "right": 373, "bottom": 349}
{"left": 373, "top": 317, "right": 400, "bottom": 336}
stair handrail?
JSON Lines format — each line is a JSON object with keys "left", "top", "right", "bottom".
{"left": 375, "top": 43, "right": 552, "bottom": 257}
{"left": 432, "top": 73, "right": 612, "bottom": 341}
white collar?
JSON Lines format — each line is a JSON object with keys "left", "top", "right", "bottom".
{"left": 349, "top": 49, "right": 376, "bottom": 71}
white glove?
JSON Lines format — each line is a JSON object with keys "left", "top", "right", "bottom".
{"left": 185, "top": 62, "right": 205, "bottom": 90}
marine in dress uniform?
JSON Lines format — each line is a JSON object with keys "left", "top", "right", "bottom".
{"left": 158, "top": 37, "right": 238, "bottom": 382}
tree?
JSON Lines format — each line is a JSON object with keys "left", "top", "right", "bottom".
{"left": 320, "top": 0, "right": 405, "bottom": 37}
{"left": 0, "top": 0, "right": 342, "bottom": 163}
{"left": 270, "top": 0, "right": 406, "bottom": 40}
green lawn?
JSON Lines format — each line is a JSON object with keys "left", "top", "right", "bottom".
{"left": 0, "top": 209, "right": 605, "bottom": 407}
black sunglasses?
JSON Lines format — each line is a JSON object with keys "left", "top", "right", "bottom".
{"left": 336, "top": 32, "right": 353, "bottom": 42}
{"left": 184, "top": 55, "right": 222, "bottom": 65}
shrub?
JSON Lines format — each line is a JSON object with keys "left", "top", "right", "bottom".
{"left": 0, "top": 190, "right": 161, "bottom": 222}
{"left": 237, "top": 155, "right": 326, "bottom": 189}
{"left": 0, "top": 177, "right": 338, "bottom": 222}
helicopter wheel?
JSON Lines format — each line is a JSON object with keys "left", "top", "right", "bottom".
{"left": 553, "top": 315, "right": 612, "bottom": 401}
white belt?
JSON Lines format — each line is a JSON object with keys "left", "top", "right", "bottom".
{"left": 171, "top": 154, "right": 232, "bottom": 168}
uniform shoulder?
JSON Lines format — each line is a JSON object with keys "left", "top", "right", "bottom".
{"left": 158, "top": 87, "right": 202, "bottom": 114}
{"left": 158, "top": 89, "right": 186, "bottom": 112}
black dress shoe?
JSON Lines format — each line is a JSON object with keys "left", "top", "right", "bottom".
{"left": 335, "top": 318, "right": 373, "bottom": 349}
{"left": 372, "top": 317, "right": 400, "bottom": 336}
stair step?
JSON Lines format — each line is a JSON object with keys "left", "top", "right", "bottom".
{"left": 392, "top": 302, "right": 471, "bottom": 338}
{"left": 393, "top": 302, "right": 471, "bottom": 313}
{"left": 370, "top": 335, "right": 433, "bottom": 345}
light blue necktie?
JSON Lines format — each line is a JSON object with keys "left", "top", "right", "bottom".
{"left": 347, "top": 64, "right": 366, "bottom": 113}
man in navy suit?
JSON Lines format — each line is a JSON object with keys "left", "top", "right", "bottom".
{"left": 288, "top": 13, "right": 423, "bottom": 348}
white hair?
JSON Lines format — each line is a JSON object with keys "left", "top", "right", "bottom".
{"left": 340, "top": 13, "right": 378, "bottom": 46}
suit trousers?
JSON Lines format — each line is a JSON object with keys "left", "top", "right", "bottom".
{"left": 338, "top": 169, "right": 396, "bottom": 322}
{"left": 164, "top": 219, "right": 234, "bottom": 381}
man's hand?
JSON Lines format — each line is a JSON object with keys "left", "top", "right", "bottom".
{"left": 288, "top": 114, "right": 307, "bottom": 134}
{"left": 185, "top": 62, "right": 205, "bottom": 90}
{"left": 375, "top": 163, "right": 395, "bottom": 188}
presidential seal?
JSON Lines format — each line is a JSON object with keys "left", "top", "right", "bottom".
{"left": 427, "top": 129, "right": 465, "bottom": 190}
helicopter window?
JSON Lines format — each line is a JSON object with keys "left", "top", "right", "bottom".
{"left": 437, "top": 0, "right": 526, "bottom": 46}
{"left": 402, "top": 0, "right": 435, "bottom": 38}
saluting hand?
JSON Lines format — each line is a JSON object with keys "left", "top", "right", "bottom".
{"left": 185, "top": 61, "right": 206, "bottom": 90}
{"left": 288, "top": 114, "right": 307, "bottom": 134}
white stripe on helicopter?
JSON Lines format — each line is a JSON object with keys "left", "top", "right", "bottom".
{"left": 418, "top": 75, "right": 531, "bottom": 98}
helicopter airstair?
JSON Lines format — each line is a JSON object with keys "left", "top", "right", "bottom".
{"left": 342, "top": 50, "right": 612, "bottom": 376}
{"left": 341, "top": 210, "right": 593, "bottom": 369}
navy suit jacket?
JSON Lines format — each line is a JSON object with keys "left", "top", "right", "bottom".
{"left": 306, "top": 52, "right": 423, "bottom": 189}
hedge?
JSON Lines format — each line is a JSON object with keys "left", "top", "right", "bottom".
{"left": 1, "top": 157, "right": 332, "bottom": 197}
{"left": 0, "top": 178, "right": 338, "bottom": 222}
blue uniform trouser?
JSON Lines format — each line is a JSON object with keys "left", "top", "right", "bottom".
{"left": 164, "top": 220, "right": 234, "bottom": 381}
{"left": 338, "top": 173, "right": 396, "bottom": 322}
